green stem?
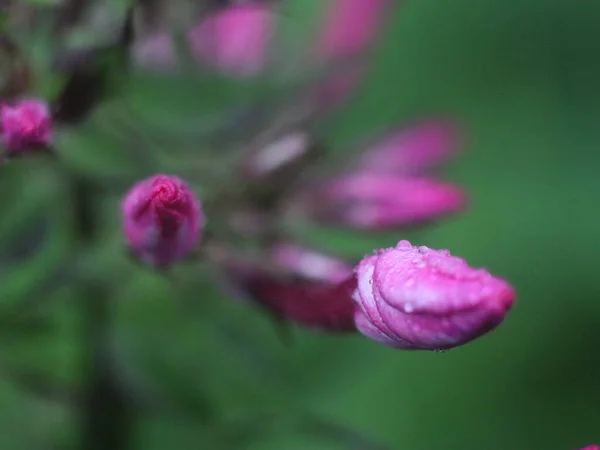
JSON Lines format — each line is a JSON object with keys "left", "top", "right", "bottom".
{"left": 68, "top": 173, "right": 134, "bottom": 450}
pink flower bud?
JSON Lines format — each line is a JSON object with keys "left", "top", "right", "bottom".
{"left": 314, "top": 174, "right": 466, "bottom": 230}
{"left": 243, "top": 131, "right": 310, "bottom": 178}
{"left": 246, "top": 275, "right": 358, "bottom": 332}
{"left": 188, "top": 5, "right": 273, "bottom": 77}
{"left": 122, "top": 175, "right": 204, "bottom": 268}
{"left": 1, "top": 99, "right": 52, "bottom": 154}
{"left": 354, "top": 240, "right": 515, "bottom": 350}
{"left": 318, "top": 0, "right": 391, "bottom": 59}
{"left": 359, "top": 120, "right": 462, "bottom": 174}
{"left": 226, "top": 245, "right": 357, "bottom": 332}
{"left": 270, "top": 243, "right": 351, "bottom": 284}
{"left": 310, "top": 0, "right": 391, "bottom": 112}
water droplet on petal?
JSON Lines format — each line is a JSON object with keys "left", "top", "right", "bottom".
{"left": 397, "top": 240, "right": 412, "bottom": 250}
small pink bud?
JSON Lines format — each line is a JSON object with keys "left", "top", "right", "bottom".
{"left": 270, "top": 243, "right": 352, "bottom": 284}
{"left": 122, "top": 175, "right": 204, "bottom": 268}
{"left": 310, "top": 0, "right": 391, "bottom": 111}
{"left": 359, "top": 120, "right": 462, "bottom": 174}
{"left": 227, "top": 245, "right": 357, "bottom": 332}
{"left": 1, "top": 99, "right": 52, "bottom": 154}
{"left": 318, "top": 0, "right": 391, "bottom": 59}
{"left": 188, "top": 5, "right": 273, "bottom": 77}
{"left": 245, "top": 275, "right": 358, "bottom": 332}
{"left": 315, "top": 174, "right": 466, "bottom": 230}
{"left": 354, "top": 240, "right": 515, "bottom": 350}
{"left": 243, "top": 131, "right": 310, "bottom": 178}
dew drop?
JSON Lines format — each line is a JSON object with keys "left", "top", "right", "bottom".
{"left": 397, "top": 240, "right": 412, "bottom": 250}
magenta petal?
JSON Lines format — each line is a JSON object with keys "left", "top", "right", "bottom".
{"left": 317, "top": 174, "right": 466, "bottom": 230}
{"left": 354, "top": 240, "right": 515, "bottom": 350}
{"left": 318, "top": 0, "right": 391, "bottom": 59}
{"left": 1, "top": 99, "right": 52, "bottom": 153}
{"left": 225, "top": 245, "right": 357, "bottom": 332}
{"left": 188, "top": 5, "right": 273, "bottom": 77}
{"left": 270, "top": 243, "right": 352, "bottom": 283}
{"left": 359, "top": 120, "right": 462, "bottom": 174}
{"left": 236, "top": 270, "right": 358, "bottom": 332}
{"left": 122, "top": 175, "right": 204, "bottom": 267}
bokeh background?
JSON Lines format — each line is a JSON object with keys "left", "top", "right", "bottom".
{"left": 1, "top": 0, "right": 600, "bottom": 449}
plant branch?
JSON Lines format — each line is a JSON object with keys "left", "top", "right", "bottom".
{"left": 67, "top": 172, "right": 134, "bottom": 450}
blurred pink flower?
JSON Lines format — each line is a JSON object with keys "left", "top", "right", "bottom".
{"left": 270, "top": 243, "right": 352, "bottom": 284}
{"left": 318, "top": 0, "right": 391, "bottom": 59}
{"left": 312, "top": 67, "right": 364, "bottom": 113}
{"left": 1, "top": 99, "right": 52, "bottom": 154}
{"left": 359, "top": 119, "right": 463, "bottom": 174}
{"left": 132, "top": 33, "right": 176, "bottom": 69}
{"left": 579, "top": 446, "right": 600, "bottom": 450}
{"left": 227, "top": 244, "right": 357, "bottom": 332}
{"left": 310, "top": 0, "right": 392, "bottom": 112}
{"left": 312, "top": 174, "right": 466, "bottom": 230}
{"left": 122, "top": 175, "right": 204, "bottom": 268}
{"left": 354, "top": 240, "right": 515, "bottom": 350}
{"left": 243, "top": 131, "right": 311, "bottom": 178}
{"left": 188, "top": 4, "right": 273, "bottom": 76}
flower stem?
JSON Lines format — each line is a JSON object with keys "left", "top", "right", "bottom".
{"left": 68, "top": 172, "right": 134, "bottom": 450}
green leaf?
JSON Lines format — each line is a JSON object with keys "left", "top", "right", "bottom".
{"left": 18, "top": 0, "right": 63, "bottom": 5}
{"left": 0, "top": 162, "right": 71, "bottom": 317}
{"left": 209, "top": 413, "right": 391, "bottom": 450}
{"left": 53, "top": 109, "right": 152, "bottom": 180}
{"left": 0, "top": 378, "right": 70, "bottom": 449}
{"left": 125, "top": 72, "right": 282, "bottom": 134}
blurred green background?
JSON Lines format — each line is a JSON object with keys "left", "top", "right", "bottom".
{"left": 1, "top": 0, "right": 600, "bottom": 449}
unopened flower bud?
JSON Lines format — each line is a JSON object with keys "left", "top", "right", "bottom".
{"left": 313, "top": 174, "right": 466, "bottom": 230}
{"left": 270, "top": 243, "right": 351, "bottom": 284}
{"left": 310, "top": 0, "right": 391, "bottom": 112}
{"left": 1, "top": 99, "right": 52, "bottom": 154}
{"left": 243, "top": 131, "right": 311, "bottom": 178}
{"left": 188, "top": 4, "right": 273, "bottom": 76}
{"left": 354, "top": 240, "right": 515, "bottom": 350}
{"left": 318, "top": 0, "right": 391, "bottom": 59}
{"left": 122, "top": 175, "right": 204, "bottom": 268}
{"left": 226, "top": 245, "right": 357, "bottom": 332}
{"left": 359, "top": 120, "right": 462, "bottom": 174}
